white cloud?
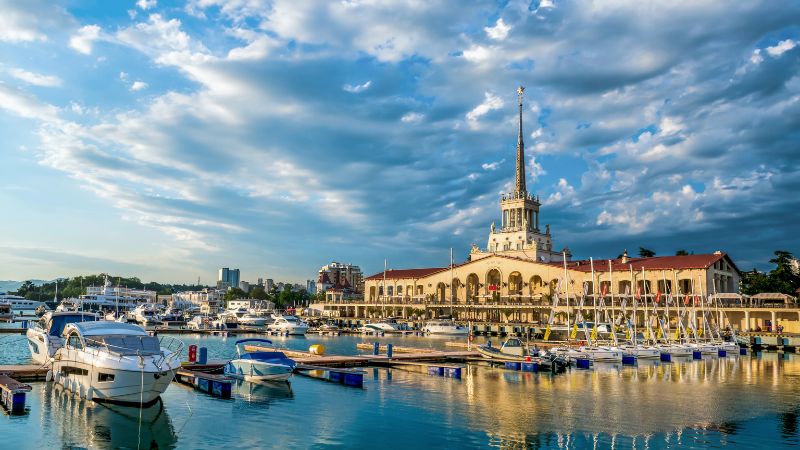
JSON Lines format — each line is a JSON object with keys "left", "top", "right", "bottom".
{"left": 70, "top": 25, "right": 101, "bottom": 55}
{"left": 137, "top": 0, "right": 157, "bottom": 10}
{"left": 484, "top": 18, "right": 511, "bottom": 41}
{"left": 462, "top": 45, "right": 492, "bottom": 63}
{"left": 401, "top": 112, "right": 423, "bottom": 123}
{"left": 765, "top": 39, "right": 796, "bottom": 57}
{"left": 343, "top": 81, "right": 371, "bottom": 93}
{"left": 481, "top": 160, "right": 501, "bottom": 171}
{"left": 0, "top": 1, "right": 49, "bottom": 42}
{"left": 466, "top": 92, "right": 504, "bottom": 129}
{"left": 8, "top": 68, "right": 61, "bottom": 87}
{"left": 119, "top": 72, "right": 129, "bottom": 81}
{"left": 130, "top": 81, "right": 149, "bottom": 91}
{"left": 0, "top": 83, "right": 60, "bottom": 121}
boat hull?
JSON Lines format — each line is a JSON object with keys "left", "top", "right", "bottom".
{"left": 225, "top": 360, "right": 293, "bottom": 382}
{"left": 53, "top": 361, "right": 177, "bottom": 405}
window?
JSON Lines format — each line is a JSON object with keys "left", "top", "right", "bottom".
{"left": 98, "top": 373, "right": 115, "bottom": 382}
{"left": 67, "top": 334, "right": 83, "bottom": 350}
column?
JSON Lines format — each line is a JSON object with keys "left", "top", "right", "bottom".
{"left": 771, "top": 310, "right": 777, "bottom": 330}
{"left": 744, "top": 310, "right": 750, "bottom": 331}
{"left": 535, "top": 212, "right": 539, "bottom": 230}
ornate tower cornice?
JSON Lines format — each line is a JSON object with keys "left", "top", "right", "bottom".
{"left": 515, "top": 86, "right": 526, "bottom": 195}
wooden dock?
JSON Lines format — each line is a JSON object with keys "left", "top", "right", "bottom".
{"left": 174, "top": 368, "right": 232, "bottom": 399}
{"left": 0, "top": 365, "right": 49, "bottom": 381}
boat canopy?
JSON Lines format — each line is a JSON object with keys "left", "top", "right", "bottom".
{"left": 47, "top": 312, "right": 99, "bottom": 337}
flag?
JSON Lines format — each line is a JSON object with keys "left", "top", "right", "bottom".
{"left": 655, "top": 290, "right": 662, "bottom": 304}
{"left": 601, "top": 283, "right": 608, "bottom": 297}
{"left": 543, "top": 325, "right": 551, "bottom": 341}
{"left": 591, "top": 325, "right": 598, "bottom": 341}
{"left": 684, "top": 295, "right": 690, "bottom": 306}
{"left": 673, "top": 327, "right": 680, "bottom": 340}
{"left": 636, "top": 286, "right": 641, "bottom": 300}
{"left": 625, "top": 327, "right": 631, "bottom": 340}
{"left": 570, "top": 322, "right": 578, "bottom": 339}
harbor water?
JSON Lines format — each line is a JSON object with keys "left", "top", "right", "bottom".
{"left": 0, "top": 332, "right": 799, "bottom": 449}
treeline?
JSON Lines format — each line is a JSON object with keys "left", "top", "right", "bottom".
{"left": 13, "top": 274, "right": 204, "bottom": 301}
{"left": 741, "top": 251, "right": 800, "bottom": 297}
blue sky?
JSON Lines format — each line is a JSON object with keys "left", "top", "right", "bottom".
{"left": 1, "top": 0, "right": 798, "bottom": 284}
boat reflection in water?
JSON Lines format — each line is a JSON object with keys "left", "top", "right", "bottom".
{"left": 233, "top": 379, "right": 294, "bottom": 406}
{"left": 42, "top": 382, "right": 176, "bottom": 449}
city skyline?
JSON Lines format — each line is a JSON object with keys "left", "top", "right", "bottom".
{"left": 1, "top": 1, "right": 799, "bottom": 284}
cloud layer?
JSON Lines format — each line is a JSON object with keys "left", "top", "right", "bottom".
{"left": 0, "top": 0, "right": 799, "bottom": 281}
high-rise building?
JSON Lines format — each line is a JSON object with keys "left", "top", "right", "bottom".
{"left": 218, "top": 267, "right": 241, "bottom": 289}
{"left": 318, "top": 262, "right": 363, "bottom": 293}
{"left": 257, "top": 277, "right": 264, "bottom": 287}
{"left": 266, "top": 279, "right": 275, "bottom": 291}
{"left": 306, "top": 279, "right": 316, "bottom": 294}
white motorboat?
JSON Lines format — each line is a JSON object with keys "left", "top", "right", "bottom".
{"left": 52, "top": 321, "right": 182, "bottom": 405}
{"left": 238, "top": 313, "right": 268, "bottom": 327}
{"left": 423, "top": 319, "right": 469, "bottom": 336}
{"left": 212, "top": 312, "right": 239, "bottom": 330}
{"left": 132, "top": 304, "right": 163, "bottom": 327}
{"left": 26, "top": 311, "right": 100, "bottom": 364}
{"left": 718, "top": 341, "right": 739, "bottom": 353}
{"left": 224, "top": 338, "right": 296, "bottom": 382}
{"left": 477, "top": 337, "right": 539, "bottom": 361}
{"left": 363, "top": 318, "right": 401, "bottom": 333}
{"left": 268, "top": 316, "right": 308, "bottom": 335}
{"left": 0, "top": 302, "right": 13, "bottom": 322}
{"left": 618, "top": 344, "right": 661, "bottom": 359}
{"left": 187, "top": 315, "right": 212, "bottom": 330}
{"left": 0, "top": 293, "right": 49, "bottom": 317}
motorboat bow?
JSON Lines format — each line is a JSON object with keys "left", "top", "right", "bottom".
{"left": 224, "top": 338, "right": 296, "bottom": 382}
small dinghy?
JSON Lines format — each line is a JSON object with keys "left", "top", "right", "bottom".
{"left": 224, "top": 338, "right": 297, "bottom": 382}
{"left": 477, "top": 338, "right": 539, "bottom": 361}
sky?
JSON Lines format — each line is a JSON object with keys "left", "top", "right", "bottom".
{"left": 0, "top": 0, "right": 798, "bottom": 285}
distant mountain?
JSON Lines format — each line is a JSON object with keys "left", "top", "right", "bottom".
{"left": 0, "top": 280, "right": 50, "bottom": 293}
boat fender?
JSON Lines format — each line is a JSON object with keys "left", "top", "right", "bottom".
{"left": 46, "top": 370, "right": 53, "bottom": 382}
{"left": 309, "top": 344, "right": 326, "bottom": 355}
{"left": 86, "top": 387, "right": 93, "bottom": 402}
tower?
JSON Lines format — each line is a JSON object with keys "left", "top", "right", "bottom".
{"left": 473, "top": 86, "right": 566, "bottom": 263}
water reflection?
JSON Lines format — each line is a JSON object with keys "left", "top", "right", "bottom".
{"left": 233, "top": 379, "right": 294, "bottom": 406}
{"left": 42, "top": 383, "right": 176, "bottom": 449}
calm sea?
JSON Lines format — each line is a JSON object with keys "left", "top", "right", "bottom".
{"left": 0, "top": 331, "right": 798, "bottom": 449}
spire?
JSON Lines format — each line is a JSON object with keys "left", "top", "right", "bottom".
{"left": 515, "top": 86, "right": 526, "bottom": 195}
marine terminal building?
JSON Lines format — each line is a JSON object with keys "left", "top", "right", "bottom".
{"left": 314, "top": 87, "right": 799, "bottom": 333}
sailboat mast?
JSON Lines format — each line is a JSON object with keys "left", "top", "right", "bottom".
{"left": 590, "top": 257, "right": 597, "bottom": 339}
{"left": 629, "top": 264, "right": 636, "bottom": 345}
{"left": 642, "top": 267, "right": 651, "bottom": 344}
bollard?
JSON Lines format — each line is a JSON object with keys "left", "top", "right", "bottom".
{"left": 692, "top": 351, "right": 702, "bottom": 360}
{"left": 198, "top": 347, "right": 208, "bottom": 365}
{"left": 373, "top": 342, "right": 380, "bottom": 356}
{"left": 718, "top": 350, "right": 727, "bottom": 357}
{"left": 576, "top": 358, "right": 591, "bottom": 369}
{"left": 387, "top": 343, "right": 393, "bottom": 358}
{"left": 740, "top": 347, "right": 747, "bottom": 356}
{"left": 622, "top": 355, "right": 637, "bottom": 365}
{"left": 660, "top": 353, "right": 671, "bottom": 362}
{"left": 188, "top": 345, "right": 197, "bottom": 363}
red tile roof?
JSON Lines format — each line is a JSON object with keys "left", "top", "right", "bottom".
{"left": 364, "top": 267, "right": 447, "bottom": 281}
{"left": 554, "top": 253, "right": 738, "bottom": 274}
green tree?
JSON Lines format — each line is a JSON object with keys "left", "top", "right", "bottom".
{"left": 639, "top": 247, "right": 656, "bottom": 258}
{"left": 741, "top": 250, "right": 800, "bottom": 296}
{"left": 675, "top": 249, "right": 690, "bottom": 256}
{"left": 250, "top": 285, "right": 268, "bottom": 301}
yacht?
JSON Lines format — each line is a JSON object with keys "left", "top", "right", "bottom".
{"left": 423, "top": 318, "right": 469, "bottom": 336}
{"left": 132, "top": 304, "right": 163, "bottom": 327}
{"left": 26, "top": 311, "right": 100, "bottom": 364}
{"left": 654, "top": 342, "right": 694, "bottom": 357}
{"left": 0, "top": 293, "right": 49, "bottom": 317}
{"left": 212, "top": 312, "right": 239, "bottom": 330}
{"left": 239, "top": 313, "right": 268, "bottom": 327}
{"left": 364, "top": 318, "right": 401, "bottom": 333}
{"left": 52, "top": 321, "right": 182, "bottom": 405}
{"left": 618, "top": 344, "right": 661, "bottom": 358}
{"left": 578, "top": 345, "right": 624, "bottom": 362}
{"left": 267, "top": 316, "right": 308, "bottom": 335}
{"left": 187, "top": 315, "right": 212, "bottom": 330}
{"left": 0, "top": 302, "right": 13, "bottom": 322}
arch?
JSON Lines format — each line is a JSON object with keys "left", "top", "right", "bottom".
{"left": 549, "top": 278, "right": 559, "bottom": 296}
{"left": 508, "top": 271, "right": 523, "bottom": 296}
{"left": 529, "top": 275, "right": 544, "bottom": 296}
{"left": 369, "top": 286, "right": 376, "bottom": 301}
{"left": 618, "top": 280, "right": 632, "bottom": 296}
{"left": 387, "top": 285, "right": 394, "bottom": 297}
{"left": 451, "top": 278, "right": 461, "bottom": 303}
{"left": 436, "top": 282, "right": 447, "bottom": 302}
{"left": 466, "top": 273, "right": 479, "bottom": 301}
{"left": 486, "top": 269, "right": 501, "bottom": 295}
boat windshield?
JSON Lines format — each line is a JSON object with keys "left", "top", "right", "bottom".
{"left": 48, "top": 314, "right": 98, "bottom": 337}
{"left": 85, "top": 335, "right": 162, "bottom": 355}
{"left": 503, "top": 339, "right": 523, "bottom": 348}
